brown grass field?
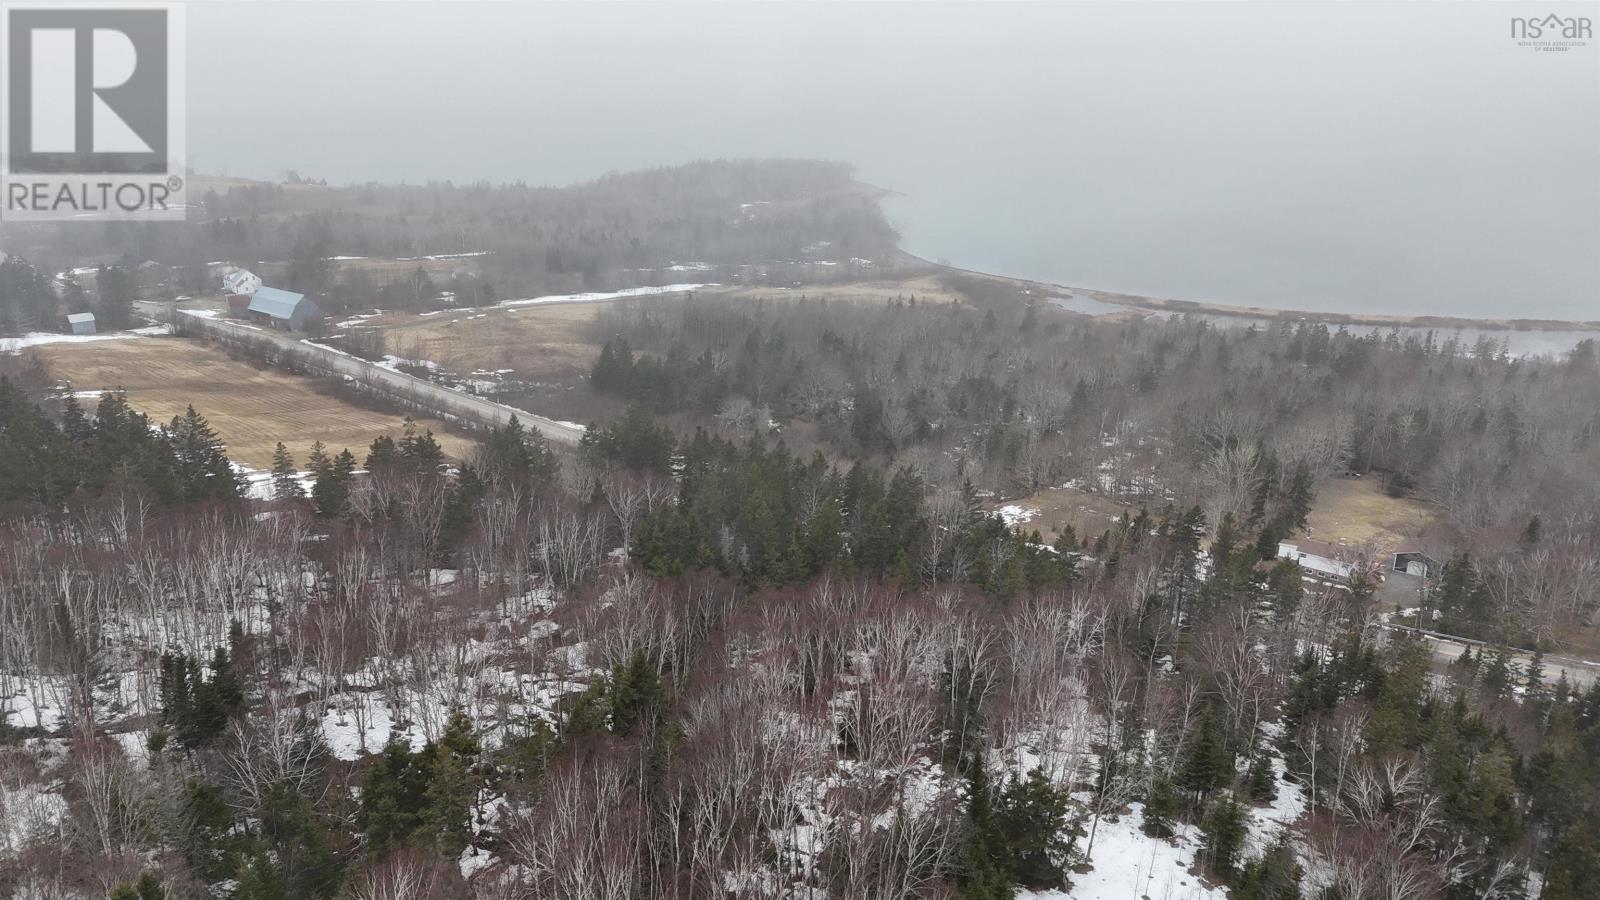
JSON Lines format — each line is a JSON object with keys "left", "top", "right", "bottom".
{"left": 364, "top": 275, "right": 967, "bottom": 382}
{"left": 33, "top": 337, "right": 472, "bottom": 470}
{"left": 373, "top": 303, "right": 602, "bottom": 381}
{"left": 712, "top": 275, "right": 967, "bottom": 306}
{"left": 1303, "top": 476, "right": 1440, "bottom": 555}
{"left": 988, "top": 485, "right": 1133, "bottom": 542}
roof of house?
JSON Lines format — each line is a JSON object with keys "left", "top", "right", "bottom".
{"left": 1280, "top": 538, "right": 1350, "bottom": 561}
{"left": 247, "top": 286, "right": 309, "bottom": 320}
{"left": 66, "top": 312, "right": 96, "bottom": 324}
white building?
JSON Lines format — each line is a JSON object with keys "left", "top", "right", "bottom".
{"left": 1278, "top": 539, "right": 1357, "bottom": 581}
{"left": 222, "top": 268, "right": 262, "bottom": 296}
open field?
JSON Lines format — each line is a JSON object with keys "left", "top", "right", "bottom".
{"left": 375, "top": 303, "right": 602, "bottom": 381}
{"left": 1304, "top": 476, "right": 1441, "bottom": 557}
{"left": 709, "top": 274, "right": 967, "bottom": 306}
{"left": 989, "top": 485, "right": 1133, "bottom": 542}
{"left": 362, "top": 275, "right": 967, "bottom": 381}
{"left": 33, "top": 337, "right": 473, "bottom": 470}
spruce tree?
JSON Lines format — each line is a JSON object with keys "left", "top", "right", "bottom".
{"left": 1142, "top": 777, "right": 1179, "bottom": 837}
{"left": 165, "top": 405, "right": 242, "bottom": 502}
{"left": 609, "top": 650, "right": 665, "bottom": 738}
{"left": 1525, "top": 649, "right": 1546, "bottom": 697}
{"left": 1246, "top": 753, "right": 1277, "bottom": 802}
{"left": 270, "top": 442, "right": 305, "bottom": 499}
{"left": 306, "top": 441, "right": 331, "bottom": 480}
{"left": 312, "top": 448, "right": 356, "bottom": 517}
{"left": 1180, "top": 707, "right": 1232, "bottom": 799}
{"left": 423, "top": 711, "right": 481, "bottom": 857}
{"left": 1482, "top": 646, "right": 1513, "bottom": 697}
{"left": 1201, "top": 795, "right": 1248, "bottom": 879}
{"left": 357, "top": 737, "right": 433, "bottom": 855}
{"left": 996, "top": 768, "right": 1072, "bottom": 890}
{"left": 959, "top": 760, "right": 1014, "bottom": 900}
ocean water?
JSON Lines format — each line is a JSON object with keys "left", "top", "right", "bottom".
{"left": 190, "top": 2, "right": 1598, "bottom": 322}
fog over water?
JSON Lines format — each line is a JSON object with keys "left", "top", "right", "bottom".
{"left": 189, "top": 2, "right": 1599, "bottom": 321}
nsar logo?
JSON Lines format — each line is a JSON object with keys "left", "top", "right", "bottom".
{"left": 1510, "top": 13, "right": 1592, "bottom": 52}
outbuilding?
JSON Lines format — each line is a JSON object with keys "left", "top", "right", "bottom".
{"left": 246, "top": 286, "right": 322, "bottom": 331}
{"left": 66, "top": 312, "right": 96, "bottom": 335}
{"left": 1392, "top": 549, "right": 1440, "bottom": 579}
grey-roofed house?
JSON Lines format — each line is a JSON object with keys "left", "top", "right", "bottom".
{"left": 246, "top": 286, "right": 322, "bottom": 331}
{"left": 66, "top": 312, "right": 96, "bottom": 335}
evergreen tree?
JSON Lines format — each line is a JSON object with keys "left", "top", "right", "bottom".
{"left": 165, "top": 405, "right": 243, "bottom": 502}
{"left": 996, "top": 768, "right": 1073, "bottom": 889}
{"left": 270, "top": 442, "right": 305, "bottom": 499}
{"left": 423, "top": 710, "right": 481, "bottom": 857}
{"left": 1233, "top": 838, "right": 1304, "bottom": 900}
{"left": 234, "top": 854, "right": 288, "bottom": 900}
{"left": 1179, "top": 707, "right": 1233, "bottom": 798}
{"left": 1482, "top": 646, "right": 1513, "bottom": 698}
{"left": 1543, "top": 822, "right": 1600, "bottom": 900}
{"left": 1200, "top": 795, "right": 1248, "bottom": 879}
{"left": 306, "top": 441, "right": 331, "bottom": 480}
{"left": 365, "top": 434, "right": 399, "bottom": 471}
{"left": 959, "top": 760, "right": 1014, "bottom": 900}
{"left": 1142, "top": 777, "right": 1179, "bottom": 838}
{"left": 397, "top": 416, "right": 444, "bottom": 471}
{"left": 312, "top": 448, "right": 356, "bottom": 517}
{"left": 357, "top": 737, "right": 434, "bottom": 855}
{"left": 1246, "top": 753, "right": 1277, "bottom": 802}
{"left": 108, "top": 872, "right": 166, "bottom": 900}
{"left": 1525, "top": 649, "right": 1546, "bottom": 698}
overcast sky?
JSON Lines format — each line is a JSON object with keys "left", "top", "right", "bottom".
{"left": 187, "top": 2, "right": 1599, "bottom": 319}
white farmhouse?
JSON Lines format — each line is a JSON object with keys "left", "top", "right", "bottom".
{"left": 222, "top": 268, "right": 262, "bottom": 297}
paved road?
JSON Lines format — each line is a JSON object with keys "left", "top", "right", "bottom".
{"left": 1383, "top": 622, "right": 1599, "bottom": 689}
{"left": 137, "top": 302, "right": 584, "bottom": 447}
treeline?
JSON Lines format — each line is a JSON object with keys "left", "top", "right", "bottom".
{"left": 0, "top": 258, "right": 140, "bottom": 336}
{"left": 0, "top": 383, "right": 240, "bottom": 511}
{"left": 1282, "top": 630, "right": 1600, "bottom": 899}
{"left": 3, "top": 160, "right": 901, "bottom": 315}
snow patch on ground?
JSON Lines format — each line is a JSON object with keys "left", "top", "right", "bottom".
{"left": 0, "top": 781, "right": 69, "bottom": 854}
{"left": 497, "top": 283, "right": 715, "bottom": 308}
{"left": 234, "top": 463, "right": 314, "bottom": 501}
{"left": 1035, "top": 804, "right": 1225, "bottom": 900}
{"left": 998, "top": 504, "right": 1041, "bottom": 527}
{"left": 1, "top": 324, "right": 170, "bottom": 353}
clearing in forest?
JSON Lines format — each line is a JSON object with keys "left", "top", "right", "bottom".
{"left": 1303, "top": 475, "right": 1440, "bottom": 557}
{"left": 32, "top": 337, "right": 472, "bottom": 470}
{"left": 991, "top": 485, "right": 1134, "bottom": 543}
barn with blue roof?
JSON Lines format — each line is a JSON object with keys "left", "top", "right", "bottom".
{"left": 246, "top": 286, "right": 322, "bottom": 330}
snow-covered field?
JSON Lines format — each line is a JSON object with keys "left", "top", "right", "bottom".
{"left": 1, "top": 324, "right": 170, "bottom": 353}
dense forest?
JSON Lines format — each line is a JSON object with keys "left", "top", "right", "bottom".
{"left": 586, "top": 285, "right": 1600, "bottom": 648}
{"left": 2, "top": 292, "right": 1598, "bottom": 899}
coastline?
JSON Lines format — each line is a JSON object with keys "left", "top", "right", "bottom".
{"left": 888, "top": 249, "right": 1600, "bottom": 336}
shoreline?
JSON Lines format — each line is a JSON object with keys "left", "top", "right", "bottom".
{"left": 891, "top": 249, "right": 1600, "bottom": 336}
